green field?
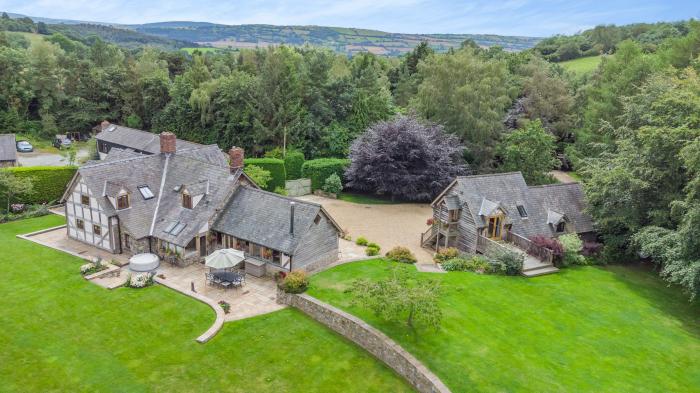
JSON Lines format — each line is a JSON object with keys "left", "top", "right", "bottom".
{"left": 308, "top": 259, "right": 700, "bottom": 392}
{"left": 181, "top": 47, "right": 228, "bottom": 54}
{"left": 0, "top": 216, "right": 411, "bottom": 392}
{"left": 560, "top": 55, "right": 603, "bottom": 74}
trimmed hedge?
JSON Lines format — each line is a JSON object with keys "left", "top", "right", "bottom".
{"left": 244, "top": 158, "right": 286, "bottom": 192}
{"left": 284, "top": 150, "right": 305, "bottom": 180}
{"left": 301, "top": 158, "right": 350, "bottom": 191}
{"left": 0, "top": 166, "right": 77, "bottom": 205}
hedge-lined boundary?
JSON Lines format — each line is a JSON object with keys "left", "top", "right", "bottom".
{"left": 244, "top": 158, "right": 286, "bottom": 192}
{"left": 284, "top": 151, "right": 305, "bottom": 180}
{"left": 1, "top": 166, "right": 77, "bottom": 205}
{"left": 301, "top": 158, "right": 350, "bottom": 190}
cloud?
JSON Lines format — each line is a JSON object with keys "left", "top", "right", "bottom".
{"left": 1, "top": 0, "right": 698, "bottom": 36}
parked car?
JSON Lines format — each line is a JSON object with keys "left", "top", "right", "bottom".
{"left": 16, "top": 140, "right": 33, "bottom": 152}
{"left": 53, "top": 135, "right": 72, "bottom": 149}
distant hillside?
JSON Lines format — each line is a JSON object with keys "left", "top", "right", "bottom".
{"left": 132, "top": 23, "right": 541, "bottom": 55}
{"left": 3, "top": 12, "right": 540, "bottom": 56}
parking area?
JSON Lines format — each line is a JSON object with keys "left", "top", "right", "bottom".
{"left": 297, "top": 195, "right": 435, "bottom": 263}
{"left": 16, "top": 147, "right": 90, "bottom": 167}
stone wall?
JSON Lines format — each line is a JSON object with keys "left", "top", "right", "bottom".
{"left": 277, "top": 290, "right": 451, "bottom": 393}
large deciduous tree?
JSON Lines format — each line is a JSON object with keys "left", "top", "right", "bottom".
{"left": 345, "top": 114, "right": 469, "bottom": 202}
{"left": 497, "top": 119, "right": 560, "bottom": 185}
{"left": 412, "top": 47, "right": 511, "bottom": 168}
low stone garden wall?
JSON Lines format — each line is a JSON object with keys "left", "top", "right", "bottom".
{"left": 277, "top": 290, "right": 451, "bottom": 393}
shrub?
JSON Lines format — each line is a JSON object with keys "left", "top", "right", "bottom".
{"left": 441, "top": 256, "right": 492, "bottom": 273}
{"left": 280, "top": 271, "right": 309, "bottom": 294}
{"left": 366, "top": 245, "right": 380, "bottom": 256}
{"left": 0, "top": 204, "right": 50, "bottom": 224}
{"left": 433, "top": 247, "right": 460, "bottom": 263}
{"left": 218, "top": 300, "right": 231, "bottom": 314}
{"left": 487, "top": 248, "right": 524, "bottom": 275}
{"left": 559, "top": 233, "right": 586, "bottom": 266}
{"left": 243, "top": 165, "right": 272, "bottom": 190}
{"left": 582, "top": 241, "right": 604, "bottom": 256}
{"left": 356, "top": 236, "right": 368, "bottom": 246}
{"left": 0, "top": 166, "right": 77, "bottom": 205}
{"left": 529, "top": 235, "right": 564, "bottom": 257}
{"left": 126, "top": 272, "right": 154, "bottom": 288}
{"left": 367, "top": 242, "right": 380, "bottom": 251}
{"left": 385, "top": 246, "right": 417, "bottom": 264}
{"left": 301, "top": 158, "right": 350, "bottom": 191}
{"left": 322, "top": 173, "right": 343, "bottom": 194}
{"left": 244, "top": 158, "right": 286, "bottom": 191}
{"left": 284, "top": 150, "right": 305, "bottom": 180}
{"left": 273, "top": 186, "right": 287, "bottom": 196}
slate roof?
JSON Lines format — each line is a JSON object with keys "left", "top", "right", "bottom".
{"left": 0, "top": 134, "right": 16, "bottom": 162}
{"left": 95, "top": 124, "right": 203, "bottom": 154}
{"left": 213, "top": 187, "right": 338, "bottom": 254}
{"left": 529, "top": 183, "right": 595, "bottom": 233}
{"left": 438, "top": 172, "right": 594, "bottom": 238}
{"left": 67, "top": 145, "right": 241, "bottom": 246}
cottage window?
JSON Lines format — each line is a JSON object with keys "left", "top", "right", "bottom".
{"left": 80, "top": 194, "right": 90, "bottom": 206}
{"left": 517, "top": 205, "right": 528, "bottom": 218}
{"left": 124, "top": 234, "right": 130, "bottom": 249}
{"left": 117, "top": 193, "right": 129, "bottom": 209}
{"left": 138, "top": 185, "right": 154, "bottom": 200}
{"left": 76, "top": 218, "right": 84, "bottom": 230}
{"left": 449, "top": 209, "right": 461, "bottom": 222}
{"left": 556, "top": 222, "right": 566, "bottom": 233}
{"left": 93, "top": 225, "right": 101, "bottom": 236}
{"left": 182, "top": 192, "right": 192, "bottom": 209}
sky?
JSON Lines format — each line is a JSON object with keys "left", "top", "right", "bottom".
{"left": 1, "top": 0, "right": 699, "bottom": 37}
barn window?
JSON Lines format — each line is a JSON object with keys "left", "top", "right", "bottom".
{"left": 76, "top": 218, "right": 84, "bottom": 230}
{"left": 93, "top": 225, "right": 101, "bottom": 236}
{"left": 80, "top": 194, "right": 90, "bottom": 206}
{"left": 117, "top": 193, "right": 130, "bottom": 209}
{"left": 182, "top": 192, "right": 192, "bottom": 209}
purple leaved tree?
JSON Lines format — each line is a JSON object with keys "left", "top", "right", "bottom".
{"left": 345, "top": 114, "right": 469, "bottom": 201}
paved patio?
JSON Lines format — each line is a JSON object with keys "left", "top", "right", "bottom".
{"left": 23, "top": 224, "right": 285, "bottom": 322}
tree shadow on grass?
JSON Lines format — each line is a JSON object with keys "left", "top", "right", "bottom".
{"left": 604, "top": 263, "right": 700, "bottom": 338}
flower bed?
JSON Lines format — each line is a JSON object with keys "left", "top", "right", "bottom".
{"left": 80, "top": 262, "right": 108, "bottom": 276}
{"left": 126, "top": 272, "right": 154, "bottom": 288}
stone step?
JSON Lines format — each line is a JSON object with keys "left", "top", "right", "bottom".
{"left": 522, "top": 265, "right": 559, "bottom": 277}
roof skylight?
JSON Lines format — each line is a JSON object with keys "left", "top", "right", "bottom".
{"left": 138, "top": 185, "right": 154, "bottom": 200}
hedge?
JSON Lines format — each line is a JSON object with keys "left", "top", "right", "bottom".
{"left": 301, "top": 158, "right": 350, "bottom": 190}
{"left": 0, "top": 166, "right": 77, "bottom": 205}
{"left": 244, "top": 158, "right": 286, "bottom": 192}
{"left": 284, "top": 150, "right": 305, "bottom": 180}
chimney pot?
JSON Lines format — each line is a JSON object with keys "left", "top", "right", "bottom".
{"left": 290, "top": 202, "right": 296, "bottom": 235}
{"left": 160, "top": 132, "right": 177, "bottom": 154}
{"left": 229, "top": 147, "right": 244, "bottom": 172}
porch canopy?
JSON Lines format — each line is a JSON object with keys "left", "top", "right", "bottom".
{"left": 205, "top": 248, "right": 245, "bottom": 270}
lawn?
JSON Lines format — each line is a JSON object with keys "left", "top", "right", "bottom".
{"left": 338, "top": 191, "right": 401, "bottom": 205}
{"left": 308, "top": 259, "right": 700, "bottom": 392}
{"left": 560, "top": 55, "right": 603, "bottom": 74}
{"left": 0, "top": 216, "right": 412, "bottom": 393}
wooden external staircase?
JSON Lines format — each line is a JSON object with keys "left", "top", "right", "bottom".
{"left": 477, "top": 232, "right": 559, "bottom": 277}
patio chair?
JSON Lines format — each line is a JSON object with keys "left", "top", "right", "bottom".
{"left": 205, "top": 273, "right": 213, "bottom": 286}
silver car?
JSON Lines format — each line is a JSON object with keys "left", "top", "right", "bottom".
{"left": 16, "top": 140, "right": 33, "bottom": 152}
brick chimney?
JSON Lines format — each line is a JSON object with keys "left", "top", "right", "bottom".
{"left": 229, "top": 147, "right": 244, "bottom": 172}
{"left": 160, "top": 132, "right": 176, "bottom": 154}
{"left": 100, "top": 120, "right": 110, "bottom": 130}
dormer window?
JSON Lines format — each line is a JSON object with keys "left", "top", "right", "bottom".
{"left": 117, "top": 193, "right": 130, "bottom": 209}
{"left": 182, "top": 191, "right": 192, "bottom": 209}
{"left": 556, "top": 222, "right": 566, "bottom": 233}
{"left": 516, "top": 205, "right": 528, "bottom": 218}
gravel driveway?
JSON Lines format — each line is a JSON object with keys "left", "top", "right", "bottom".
{"left": 297, "top": 195, "right": 435, "bottom": 263}
{"left": 17, "top": 148, "right": 90, "bottom": 167}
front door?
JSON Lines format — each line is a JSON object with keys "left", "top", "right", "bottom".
{"left": 487, "top": 215, "right": 503, "bottom": 240}
{"left": 199, "top": 235, "right": 207, "bottom": 257}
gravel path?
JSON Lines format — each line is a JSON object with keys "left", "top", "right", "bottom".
{"left": 297, "top": 195, "right": 435, "bottom": 263}
{"left": 550, "top": 170, "right": 578, "bottom": 183}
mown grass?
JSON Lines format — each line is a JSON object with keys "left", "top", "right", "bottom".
{"left": 308, "top": 259, "right": 700, "bottom": 392}
{"left": 337, "top": 191, "right": 401, "bottom": 205}
{"left": 560, "top": 55, "right": 603, "bottom": 74}
{"left": 0, "top": 216, "right": 412, "bottom": 393}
